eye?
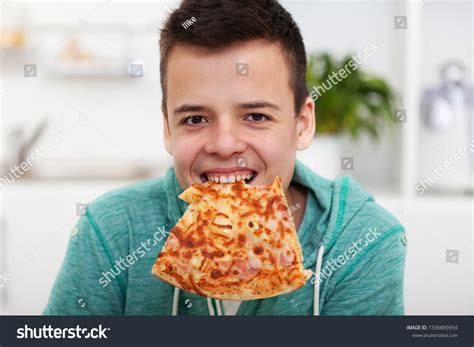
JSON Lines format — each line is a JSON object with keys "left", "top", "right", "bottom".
{"left": 245, "top": 113, "right": 270, "bottom": 123}
{"left": 182, "top": 115, "right": 208, "bottom": 125}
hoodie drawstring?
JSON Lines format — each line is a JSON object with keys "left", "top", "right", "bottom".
{"left": 172, "top": 287, "right": 180, "bottom": 316}
{"left": 313, "top": 245, "right": 325, "bottom": 316}
{"left": 171, "top": 288, "right": 223, "bottom": 316}
{"left": 215, "top": 299, "right": 223, "bottom": 315}
{"left": 206, "top": 298, "right": 223, "bottom": 316}
{"left": 206, "top": 298, "right": 215, "bottom": 315}
{"left": 171, "top": 245, "right": 325, "bottom": 316}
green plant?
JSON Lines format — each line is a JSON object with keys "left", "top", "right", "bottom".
{"left": 306, "top": 52, "right": 396, "bottom": 140}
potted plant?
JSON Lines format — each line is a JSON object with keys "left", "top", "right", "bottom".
{"left": 297, "top": 52, "right": 397, "bottom": 179}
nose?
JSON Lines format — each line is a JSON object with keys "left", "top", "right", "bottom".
{"left": 204, "top": 119, "right": 247, "bottom": 158}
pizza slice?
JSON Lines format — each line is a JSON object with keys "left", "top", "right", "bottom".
{"left": 151, "top": 176, "right": 312, "bottom": 300}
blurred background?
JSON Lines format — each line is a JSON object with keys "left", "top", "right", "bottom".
{"left": 0, "top": 0, "right": 472, "bottom": 315}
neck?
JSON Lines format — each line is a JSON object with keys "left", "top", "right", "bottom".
{"left": 285, "top": 183, "right": 308, "bottom": 232}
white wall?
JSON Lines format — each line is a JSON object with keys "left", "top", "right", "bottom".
{"left": 1, "top": 1, "right": 174, "bottom": 169}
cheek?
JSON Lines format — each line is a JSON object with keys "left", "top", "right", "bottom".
{"left": 172, "top": 136, "right": 201, "bottom": 172}
{"left": 250, "top": 127, "right": 296, "bottom": 184}
{"left": 251, "top": 126, "right": 297, "bottom": 157}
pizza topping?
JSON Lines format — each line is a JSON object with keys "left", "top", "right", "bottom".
{"left": 237, "top": 233, "right": 247, "bottom": 247}
{"left": 166, "top": 235, "right": 179, "bottom": 248}
{"left": 279, "top": 248, "right": 295, "bottom": 267}
{"left": 278, "top": 220, "right": 286, "bottom": 238}
{"left": 213, "top": 250, "right": 225, "bottom": 258}
{"left": 211, "top": 269, "right": 223, "bottom": 279}
{"left": 231, "top": 259, "right": 261, "bottom": 281}
{"left": 240, "top": 210, "right": 254, "bottom": 218}
{"left": 184, "top": 239, "right": 195, "bottom": 248}
{"left": 211, "top": 221, "right": 232, "bottom": 229}
{"left": 176, "top": 262, "right": 191, "bottom": 274}
{"left": 200, "top": 258, "right": 212, "bottom": 272}
{"left": 249, "top": 256, "right": 262, "bottom": 270}
{"left": 263, "top": 197, "right": 277, "bottom": 219}
{"left": 217, "top": 260, "right": 233, "bottom": 273}
{"left": 201, "top": 250, "right": 214, "bottom": 259}
{"left": 223, "top": 237, "right": 235, "bottom": 246}
{"left": 253, "top": 245, "right": 264, "bottom": 255}
{"left": 267, "top": 219, "right": 277, "bottom": 230}
{"left": 215, "top": 211, "right": 229, "bottom": 218}
{"left": 240, "top": 268, "right": 260, "bottom": 281}
{"left": 190, "top": 255, "right": 203, "bottom": 270}
{"left": 210, "top": 227, "right": 233, "bottom": 239}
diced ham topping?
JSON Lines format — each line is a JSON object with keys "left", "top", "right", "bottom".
{"left": 249, "top": 256, "right": 262, "bottom": 270}
{"left": 279, "top": 249, "right": 295, "bottom": 267}
{"left": 230, "top": 259, "right": 260, "bottom": 281}
{"left": 217, "top": 260, "right": 233, "bottom": 273}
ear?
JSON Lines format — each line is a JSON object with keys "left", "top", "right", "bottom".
{"left": 295, "top": 96, "right": 316, "bottom": 151}
{"left": 162, "top": 105, "right": 173, "bottom": 155}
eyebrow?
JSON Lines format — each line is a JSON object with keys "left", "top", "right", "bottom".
{"left": 173, "top": 104, "right": 207, "bottom": 115}
{"left": 172, "top": 99, "right": 281, "bottom": 115}
{"left": 237, "top": 100, "right": 281, "bottom": 111}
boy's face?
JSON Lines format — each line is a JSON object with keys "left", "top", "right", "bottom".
{"left": 163, "top": 39, "right": 314, "bottom": 192}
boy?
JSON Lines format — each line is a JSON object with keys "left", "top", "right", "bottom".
{"left": 44, "top": 0, "right": 406, "bottom": 315}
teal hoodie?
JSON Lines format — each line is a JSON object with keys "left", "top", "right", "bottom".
{"left": 43, "top": 160, "right": 406, "bottom": 315}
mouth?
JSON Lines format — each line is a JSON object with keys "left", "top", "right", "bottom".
{"left": 200, "top": 169, "right": 258, "bottom": 185}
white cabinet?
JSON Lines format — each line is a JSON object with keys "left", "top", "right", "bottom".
{"left": 380, "top": 196, "right": 474, "bottom": 315}
{"left": 0, "top": 180, "right": 134, "bottom": 315}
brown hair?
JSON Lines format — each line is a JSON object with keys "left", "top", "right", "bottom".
{"left": 159, "top": 0, "right": 308, "bottom": 116}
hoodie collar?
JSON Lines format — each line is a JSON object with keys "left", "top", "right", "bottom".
{"left": 164, "top": 167, "right": 187, "bottom": 225}
{"left": 291, "top": 160, "right": 334, "bottom": 268}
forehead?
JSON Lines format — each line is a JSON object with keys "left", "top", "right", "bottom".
{"left": 165, "top": 39, "right": 292, "bottom": 109}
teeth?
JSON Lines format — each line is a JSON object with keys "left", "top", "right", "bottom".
{"left": 205, "top": 172, "right": 254, "bottom": 184}
{"left": 244, "top": 175, "right": 253, "bottom": 181}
